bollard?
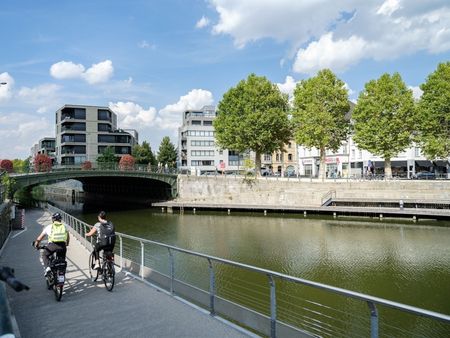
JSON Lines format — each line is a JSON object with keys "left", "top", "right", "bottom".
{"left": 379, "top": 214, "right": 383, "bottom": 220}
{"left": 399, "top": 199, "right": 404, "bottom": 210}
{"left": 304, "top": 211, "right": 307, "bottom": 217}
{"left": 161, "top": 207, "right": 164, "bottom": 212}
{"left": 227, "top": 209, "right": 230, "bottom": 215}
{"left": 413, "top": 215, "right": 417, "bottom": 222}
{"left": 193, "top": 208, "right": 196, "bottom": 214}
{"left": 333, "top": 212, "right": 337, "bottom": 218}
{"left": 264, "top": 210, "right": 267, "bottom": 216}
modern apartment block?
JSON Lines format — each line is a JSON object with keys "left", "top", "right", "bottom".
{"left": 178, "top": 105, "right": 245, "bottom": 174}
{"left": 31, "top": 137, "right": 56, "bottom": 161}
{"left": 55, "top": 104, "right": 138, "bottom": 166}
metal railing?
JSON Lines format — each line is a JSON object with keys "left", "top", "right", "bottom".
{"left": 48, "top": 204, "right": 450, "bottom": 338}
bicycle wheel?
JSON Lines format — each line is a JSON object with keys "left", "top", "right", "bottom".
{"left": 103, "top": 261, "right": 115, "bottom": 291}
{"left": 89, "top": 252, "right": 99, "bottom": 282}
{"left": 46, "top": 273, "right": 53, "bottom": 290}
{"left": 54, "top": 284, "right": 63, "bottom": 301}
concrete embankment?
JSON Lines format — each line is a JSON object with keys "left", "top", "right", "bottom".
{"left": 175, "top": 176, "right": 450, "bottom": 207}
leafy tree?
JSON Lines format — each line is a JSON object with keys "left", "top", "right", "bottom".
{"left": 119, "top": 154, "right": 135, "bottom": 170}
{"left": 132, "top": 141, "right": 156, "bottom": 165}
{"left": 1, "top": 173, "right": 17, "bottom": 199}
{"left": 292, "top": 69, "right": 350, "bottom": 179}
{"left": 0, "top": 159, "right": 13, "bottom": 173}
{"left": 157, "top": 137, "right": 177, "bottom": 168}
{"left": 34, "top": 154, "right": 52, "bottom": 172}
{"left": 81, "top": 160, "right": 92, "bottom": 170}
{"left": 97, "top": 146, "right": 118, "bottom": 169}
{"left": 416, "top": 62, "right": 450, "bottom": 159}
{"left": 352, "top": 73, "right": 415, "bottom": 178}
{"left": 12, "top": 159, "right": 26, "bottom": 173}
{"left": 214, "top": 73, "right": 291, "bottom": 174}
{"left": 23, "top": 157, "right": 32, "bottom": 173}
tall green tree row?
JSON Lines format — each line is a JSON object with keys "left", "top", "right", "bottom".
{"left": 416, "top": 62, "right": 450, "bottom": 160}
{"left": 352, "top": 73, "right": 415, "bottom": 178}
{"left": 132, "top": 141, "right": 157, "bottom": 165}
{"left": 292, "top": 69, "right": 351, "bottom": 179}
{"left": 214, "top": 73, "right": 291, "bottom": 175}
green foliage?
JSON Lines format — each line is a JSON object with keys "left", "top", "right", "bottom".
{"left": 417, "top": 62, "right": 450, "bottom": 159}
{"left": 1, "top": 173, "right": 17, "bottom": 199}
{"left": 31, "top": 185, "right": 46, "bottom": 201}
{"left": 97, "top": 146, "right": 118, "bottom": 169}
{"left": 157, "top": 137, "right": 177, "bottom": 167}
{"left": 352, "top": 72, "right": 415, "bottom": 176}
{"left": 12, "top": 159, "right": 26, "bottom": 173}
{"left": 132, "top": 141, "right": 156, "bottom": 165}
{"left": 292, "top": 69, "right": 350, "bottom": 178}
{"left": 214, "top": 73, "right": 291, "bottom": 172}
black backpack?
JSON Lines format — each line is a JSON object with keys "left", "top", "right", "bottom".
{"left": 99, "top": 221, "right": 116, "bottom": 246}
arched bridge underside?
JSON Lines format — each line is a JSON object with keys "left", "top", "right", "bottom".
{"left": 13, "top": 170, "right": 178, "bottom": 204}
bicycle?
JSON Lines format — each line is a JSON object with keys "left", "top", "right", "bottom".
{"left": 89, "top": 250, "right": 115, "bottom": 291}
{"left": 32, "top": 242, "right": 67, "bottom": 301}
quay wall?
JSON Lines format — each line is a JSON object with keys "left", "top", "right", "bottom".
{"left": 176, "top": 176, "right": 450, "bottom": 207}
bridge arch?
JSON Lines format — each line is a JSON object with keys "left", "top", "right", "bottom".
{"left": 11, "top": 170, "right": 178, "bottom": 204}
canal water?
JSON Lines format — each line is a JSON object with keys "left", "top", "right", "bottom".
{"left": 58, "top": 199, "right": 450, "bottom": 337}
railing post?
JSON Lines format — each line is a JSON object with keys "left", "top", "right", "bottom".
{"left": 119, "top": 235, "right": 123, "bottom": 270}
{"left": 367, "top": 301, "right": 379, "bottom": 338}
{"left": 268, "top": 274, "right": 276, "bottom": 338}
{"left": 207, "top": 258, "right": 215, "bottom": 316}
{"left": 168, "top": 248, "right": 174, "bottom": 295}
{"left": 140, "top": 241, "right": 145, "bottom": 280}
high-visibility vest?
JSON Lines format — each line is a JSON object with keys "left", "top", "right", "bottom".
{"left": 48, "top": 221, "right": 68, "bottom": 243}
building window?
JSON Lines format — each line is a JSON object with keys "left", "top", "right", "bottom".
{"left": 191, "top": 150, "right": 215, "bottom": 156}
{"left": 264, "top": 153, "right": 271, "bottom": 161}
{"left": 358, "top": 150, "right": 362, "bottom": 159}
{"left": 415, "top": 147, "right": 421, "bottom": 157}
{"left": 288, "top": 142, "right": 292, "bottom": 149}
{"left": 191, "top": 160, "right": 214, "bottom": 166}
{"left": 203, "top": 121, "right": 213, "bottom": 126}
{"left": 288, "top": 154, "right": 293, "bottom": 161}
{"left": 192, "top": 120, "right": 201, "bottom": 125}
{"left": 98, "top": 123, "right": 111, "bottom": 132}
{"left": 98, "top": 109, "right": 112, "bottom": 121}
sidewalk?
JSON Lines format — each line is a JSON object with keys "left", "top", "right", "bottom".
{"left": 0, "top": 208, "right": 252, "bottom": 338}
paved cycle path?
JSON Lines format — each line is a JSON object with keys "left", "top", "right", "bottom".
{"left": 0, "top": 208, "right": 252, "bottom": 338}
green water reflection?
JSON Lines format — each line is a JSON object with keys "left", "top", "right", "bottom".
{"left": 75, "top": 208, "right": 450, "bottom": 337}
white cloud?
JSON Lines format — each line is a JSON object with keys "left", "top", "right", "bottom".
{"left": 344, "top": 82, "right": 355, "bottom": 96}
{"left": 82, "top": 60, "right": 114, "bottom": 84}
{"left": 0, "top": 113, "right": 52, "bottom": 159}
{"left": 49, "top": 59, "right": 114, "bottom": 84}
{"left": 409, "top": 85, "right": 423, "bottom": 100}
{"left": 138, "top": 40, "right": 155, "bottom": 49}
{"left": 157, "top": 89, "right": 214, "bottom": 130}
{"left": 377, "top": 0, "right": 402, "bottom": 16}
{"left": 109, "top": 101, "right": 157, "bottom": 128}
{"left": 0, "top": 72, "right": 14, "bottom": 102}
{"left": 208, "top": 1, "right": 450, "bottom": 71}
{"left": 293, "top": 33, "right": 367, "bottom": 74}
{"left": 50, "top": 61, "right": 85, "bottom": 79}
{"left": 276, "top": 76, "right": 297, "bottom": 98}
{"left": 196, "top": 16, "right": 210, "bottom": 29}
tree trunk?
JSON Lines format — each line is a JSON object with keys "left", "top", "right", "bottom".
{"left": 255, "top": 150, "right": 261, "bottom": 177}
{"left": 319, "top": 146, "right": 326, "bottom": 180}
{"left": 384, "top": 157, "right": 392, "bottom": 179}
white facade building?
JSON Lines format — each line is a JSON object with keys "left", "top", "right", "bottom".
{"left": 178, "top": 106, "right": 244, "bottom": 174}
{"left": 297, "top": 138, "right": 448, "bottom": 179}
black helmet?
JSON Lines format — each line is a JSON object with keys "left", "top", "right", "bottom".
{"left": 52, "top": 212, "right": 62, "bottom": 222}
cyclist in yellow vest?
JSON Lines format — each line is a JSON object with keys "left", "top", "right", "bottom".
{"left": 35, "top": 212, "right": 70, "bottom": 275}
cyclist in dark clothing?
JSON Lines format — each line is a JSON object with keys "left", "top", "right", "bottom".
{"left": 86, "top": 211, "right": 115, "bottom": 269}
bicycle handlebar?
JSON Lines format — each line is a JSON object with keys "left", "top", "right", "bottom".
{"left": 0, "top": 266, "right": 30, "bottom": 292}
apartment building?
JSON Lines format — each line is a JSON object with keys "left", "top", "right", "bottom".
{"left": 55, "top": 104, "right": 138, "bottom": 166}
{"left": 178, "top": 106, "right": 246, "bottom": 174}
{"left": 262, "top": 140, "right": 299, "bottom": 176}
{"left": 31, "top": 137, "right": 56, "bottom": 161}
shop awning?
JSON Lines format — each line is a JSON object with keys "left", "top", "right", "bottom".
{"left": 391, "top": 161, "right": 407, "bottom": 167}
{"left": 433, "top": 160, "right": 449, "bottom": 167}
{"left": 415, "top": 160, "right": 432, "bottom": 167}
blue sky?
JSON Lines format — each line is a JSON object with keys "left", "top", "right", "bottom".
{"left": 1, "top": 0, "right": 450, "bottom": 160}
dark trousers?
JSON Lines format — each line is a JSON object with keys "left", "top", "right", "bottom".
{"left": 43, "top": 242, "right": 66, "bottom": 268}
{"left": 93, "top": 242, "right": 114, "bottom": 261}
